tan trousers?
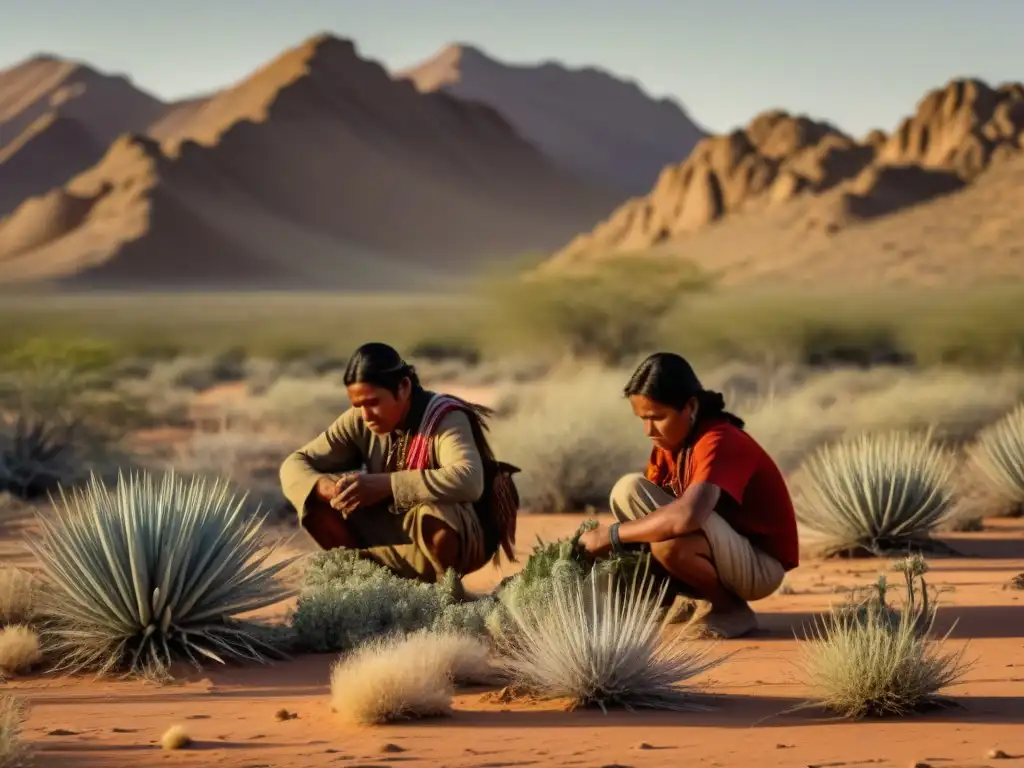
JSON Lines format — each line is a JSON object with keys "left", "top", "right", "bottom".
{"left": 303, "top": 498, "right": 487, "bottom": 582}
{"left": 609, "top": 473, "right": 785, "bottom": 602}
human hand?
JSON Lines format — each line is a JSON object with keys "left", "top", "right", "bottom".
{"left": 331, "top": 473, "right": 393, "bottom": 516}
{"left": 576, "top": 524, "right": 613, "bottom": 560}
{"left": 315, "top": 475, "right": 347, "bottom": 503}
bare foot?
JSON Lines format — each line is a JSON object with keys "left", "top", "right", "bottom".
{"left": 697, "top": 601, "right": 758, "bottom": 639}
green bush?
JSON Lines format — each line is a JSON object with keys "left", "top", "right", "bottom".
{"left": 480, "top": 256, "right": 710, "bottom": 366}
{"left": 290, "top": 550, "right": 496, "bottom": 654}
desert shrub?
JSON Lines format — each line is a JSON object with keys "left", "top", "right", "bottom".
{"left": 0, "top": 626, "right": 42, "bottom": 677}
{"left": 1010, "top": 573, "right": 1024, "bottom": 590}
{"left": 482, "top": 256, "right": 709, "bottom": 366}
{"left": 792, "top": 431, "right": 958, "bottom": 557}
{"left": 26, "top": 470, "right": 295, "bottom": 679}
{"left": 291, "top": 550, "right": 497, "bottom": 654}
{"left": 965, "top": 403, "right": 1024, "bottom": 515}
{"left": 495, "top": 557, "right": 724, "bottom": 712}
{"left": 489, "top": 366, "right": 648, "bottom": 511}
{"left": 0, "top": 567, "right": 38, "bottom": 627}
{"left": 740, "top": 366, "right": 1024, "bottom": 474}
{"left": 0, "top": 367, "right": 126, "bottom": 498}
{"left": 0, "top": 695, "right": 26, "bottom": 768}
{"left": 798, "top": 556, "right": 969, "bottom": 718}
{"left": 493, "top": 520, "right": 649, "bottom": 629}
{"left": 329, "top": 632, "right": 456, "bottom": 725}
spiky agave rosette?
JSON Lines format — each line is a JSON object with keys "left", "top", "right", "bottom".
{"left": 793, "top": 430, "right": 960, "bottom": 557}
{"left": 26, "top": 470, "right": 297, "bottom": 679}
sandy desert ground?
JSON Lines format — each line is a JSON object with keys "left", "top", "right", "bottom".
{"left": 1, "top": 363, "right": 1022, "bottom": 768}
{"left": 1, "top": 507, "right": 1022, "bottom": 768}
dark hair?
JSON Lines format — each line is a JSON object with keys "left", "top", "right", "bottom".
{"left": 343, "top": 342, "right": 422, "bottom": 396}
{"left": 624, "top": 352, "right": 745, "bottom": 430}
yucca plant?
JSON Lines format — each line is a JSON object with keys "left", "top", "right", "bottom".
{"left": 0, "top": 411, "right": 79, "bottom": 499}
{"left": 965, "top": 404, "right": 1024, "bottom": 516}
{"left": 793, "top": 431, "right": 958, "bottom": 557}
{"left": 26, "top": 470, "right": 295, "bottom": 679}
{"left": 798, "top": 557, "right": 970, "bottom": 718}
{"left": 495, "top": 557, "right": 725, "bottom": 712}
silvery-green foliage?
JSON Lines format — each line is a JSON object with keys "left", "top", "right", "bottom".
{"left": 966, "top": 403, "right": 1024, "bottom": 511}
{"left": 0, "top": 411, "right": 79, "bottom": 499}
{"left": 793, "top": 431, "right": 958, "bottom": 556}
{"left": 27, "top": 470, "right": 295, "bottom": 679}
{"left": 497, "top": 559, "right": 724, "bottom": 711}
{"left": 291, "top": 550, "right": 497, "bottom": 654}
{"left": 490, "top": 520, "right": 649, "bottom": 638}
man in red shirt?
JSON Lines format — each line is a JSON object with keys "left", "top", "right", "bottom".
{"left": 578, "top": 352, "right": 799, "bottom": 639}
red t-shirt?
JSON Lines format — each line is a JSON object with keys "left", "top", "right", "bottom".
{"left": 645, "top": 419, "right": 799, "bottom": 571}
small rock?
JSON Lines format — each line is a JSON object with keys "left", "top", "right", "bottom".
{"left": 635, "top": 742, "right": 654, "bottom": 750}
{"left": 46, "top": 729, "right": 78, "bottom": 736}
{"left": 111, "top": 727, "right": 135, "bottom": 734}
{"left": 380, "top": 743, "right": 406, "bottom": 754}
{"left": 274, "top": 708, "right": 297, "bottom": 721}
{"left": 910, "top": 762, "right": 932, "bottom": 768}
{"left": 185, "top": 714, "right": 210, "bottom": 720}
{"left": 776, "top": 743, "right": 793, "bottom": 749}
{"left": 987, "top": 748, "right": 1010, "bottom": 759}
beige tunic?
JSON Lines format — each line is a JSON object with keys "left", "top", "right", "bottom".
{"left": 279, "top": 401, "right": 488, "bottom": 580}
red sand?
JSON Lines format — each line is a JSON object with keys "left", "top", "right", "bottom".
{"left": 2, "top": 513, "right": 1022, "bottom": 768}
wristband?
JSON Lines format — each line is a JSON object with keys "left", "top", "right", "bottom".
{"left": 608, "top": 522, "right": 626, "bottom": 555}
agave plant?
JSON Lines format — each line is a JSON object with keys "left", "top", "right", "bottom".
{"left": 26, "top": 470, "right": 295, "bottom": 679}
{"left": 965, "top": 404, "right": 1024, "bottom": 515}
{"left": 793, "top": 430, "right": 958, "bottom": 557}
{"left": 495, "top": 557, "right": 725, "bottom": 712}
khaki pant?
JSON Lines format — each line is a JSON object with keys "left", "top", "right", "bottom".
{"left": 609, "top": 473, "right": 784, "bottom": 601}
{"left": 303, "top": 498, "right": 487, "bottom": 582}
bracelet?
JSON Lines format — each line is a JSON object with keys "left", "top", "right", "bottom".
{"left": 608, "top": 522, "right": 626, "bottom": 555}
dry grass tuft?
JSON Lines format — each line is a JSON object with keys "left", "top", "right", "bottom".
{"left": 160, "top": 725, "right": 192, "bottom": 750}
{"left": 0, "top": 626, "right": 42, "bottom": 677}
{"left": 396, "top": 630, "right": 503, "bottom": 687}
{"left": 0, "top": 567, "right": 38, "bottom": 628}
{"left": 329, "top": 632, "right": 461, "bottom": 725}
{"left": 0, "top": 695, "right": 26, "bottom": 768}
{"left": 797, "top": 558, "right": 970, "bottom": 718}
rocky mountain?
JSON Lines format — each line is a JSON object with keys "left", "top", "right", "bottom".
{"left": 0, "top": 35, "right": 617, "bottom": 290}
{"left": 0, "top": 55, "right": 167, "bottom": 215}
{"left": 398, "top": 44, "right": 706, "bottom": 196}
{"left": 542, "top": 78, "right": 1024, "bottom": 277}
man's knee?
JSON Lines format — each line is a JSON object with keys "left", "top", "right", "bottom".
{"left": 609, "top": 472, "right": 650, "bottom": 519}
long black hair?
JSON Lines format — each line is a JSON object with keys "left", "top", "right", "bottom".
{"left": 343, "top": 342, "right": 422, "bottom": 395}
{"left": 623, "top": 352, "right": 745, "bottom": 430}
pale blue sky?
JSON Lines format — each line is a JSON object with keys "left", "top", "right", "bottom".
{"left": 1, "top": 0, "right": 1018, "bottom": 137}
